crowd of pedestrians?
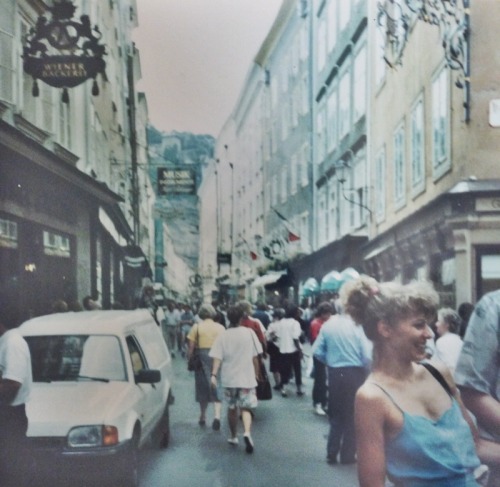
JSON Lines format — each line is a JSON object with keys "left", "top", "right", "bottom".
{"left": 5, "top": 276, "right": 500, "bottom": 485}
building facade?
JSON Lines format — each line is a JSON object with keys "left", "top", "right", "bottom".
{"left": 363, "top": 0, "right": 500, "bottom": 307}
{"left": 205, "top": 0, "right": 500, "bottom": 308}
{"left": 0, "top": 0, "right": 153, "bottom": 320}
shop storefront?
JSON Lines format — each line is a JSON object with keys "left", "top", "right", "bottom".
{"left": 290, "top": 235, "right": 367, "bottom": 304}
{"left": 361, "top": 180, "right": 500, "bottom": 307}
{"left": 0, "top": 119, "right": 130, "bottom": 322}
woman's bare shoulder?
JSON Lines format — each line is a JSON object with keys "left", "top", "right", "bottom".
{"left": 357, "top": 379, "right": 391, "bottom": 407}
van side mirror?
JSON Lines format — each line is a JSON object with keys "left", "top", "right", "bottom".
{"left": 135, "top": 369, "right": 161, "bottom": 384}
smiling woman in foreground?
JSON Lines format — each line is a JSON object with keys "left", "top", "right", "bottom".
{"left": 342, "top": 276, "right": 487, "bottom": 487}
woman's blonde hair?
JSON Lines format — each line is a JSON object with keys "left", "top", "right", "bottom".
{"left": 198, "top": 303, "right": 216, "bottom": 320}
{"left": 340, "top": 275, "right": 439, "bottom": 341}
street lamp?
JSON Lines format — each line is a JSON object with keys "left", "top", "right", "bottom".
{"left": 334, "top": 151, "right": 372, "bottom": 221}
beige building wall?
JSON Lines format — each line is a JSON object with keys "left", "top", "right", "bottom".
{"left": 367, "top": 1, "right": 500, "bottom": 305}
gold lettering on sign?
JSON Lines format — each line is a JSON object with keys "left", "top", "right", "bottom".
{"left": 41, "top": 62, "right": 87, "bottom": 78}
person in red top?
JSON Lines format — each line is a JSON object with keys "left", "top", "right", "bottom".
{"left": 310, "top": 301, "right": 335, "bottom": 415}
{"left": 237, "top": 301, "right": 267, "bottom": 358}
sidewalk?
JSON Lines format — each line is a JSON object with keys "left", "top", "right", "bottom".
{"left": 153, "top": 345, "right": 360, "bottom": 487}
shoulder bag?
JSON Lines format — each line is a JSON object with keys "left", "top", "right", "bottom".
{"left": 251, "top": 331, "right": 272, "bottom": 400}
{"left": 187, "top": 325, "right": 203, "bottom": 371}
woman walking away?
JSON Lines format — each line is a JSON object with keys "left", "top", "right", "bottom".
{"left": 187, "top": 304, "right": 225, "bottom": 430}
{"left": 210, "top": 305, "right": 262, "bottom": 453}
{"left": 344, "top": 276, "right": 493, "bottom": 487}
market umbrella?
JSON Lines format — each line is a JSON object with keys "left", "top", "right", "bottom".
{"left": 320, "top": 270, "right": 343, "bottom": 292}
{"left": 302, "top": 277, "right": 319, "bottom": 297}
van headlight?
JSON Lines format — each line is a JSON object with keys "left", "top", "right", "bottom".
{"left": 68, "top": 425, "right": 119, "bottom": 447}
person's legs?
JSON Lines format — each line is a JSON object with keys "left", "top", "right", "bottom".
{"left": 338, "top": 367, "right": 365, "bottom": 464}
{"left": 212, "top": 401, "right": 222, "bottom": 430}
{"left": 241, "top": 409, "right": 252, "bottom": 436}
{"left": 312, "top": 358, "right": 327, "bottom": 413}
{"left": 292, "top": 351, "right": 303, "bottom": 394}
{"left": 241, "top": 409, "right": 254, "bottom": 453}
{"left": 227, "top": 407, "right": 238, "bottom": 439}
{"left": 198, "top": 401, "right": 207, "bottom": 425}
{"left": 167, "top": 328, "right": 177, "bottom": 356}
{"left": 0, "top": 405, "right": 30, "bottom": 486}
{"left": 326, "top": 367, "right": 342, "bottom": 463}
{"left": 176, "top": 327, "right": 183, "bottom": 353}
{"left": 279, "top": 353, "right": 292, "bottom": 395}
{"left": 214, "top": 401, "right": 222, "bottom": 420}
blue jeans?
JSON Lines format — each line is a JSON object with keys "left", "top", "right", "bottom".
{"left": 326, "top": 366, "right": 366, "bottom": 462}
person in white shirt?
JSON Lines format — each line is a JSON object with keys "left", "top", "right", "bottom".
{"left": 0, "top": 305, "right": 33, "bottom": 486}
{"left": 435, "top": 307, "right": 463, "bottom": 373}
{"left": 162, "top": 302, "right": 180, "bottom": 357}
{"left": 272, "top": 304, "right": 304, "bottom": 397}
{"left": 210, "top": 305, "right": 262, "bottom": 454}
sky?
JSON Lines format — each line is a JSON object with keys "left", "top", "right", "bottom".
{"left": 133, "top": 0, "right": 283, "bottom": 137}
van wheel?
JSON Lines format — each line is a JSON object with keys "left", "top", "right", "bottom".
{"left": 117, "top": 428, "right": 140, "bottom": 487}
{"left": 158, "top": 404, "right": 170, "bottom": 449}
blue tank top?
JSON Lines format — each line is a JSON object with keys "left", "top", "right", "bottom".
{"left": 372, "top": 370, "right": 480, "bottom": 487}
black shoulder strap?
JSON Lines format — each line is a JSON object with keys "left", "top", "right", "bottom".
{"left": 421, "top": 362, "right": 452, "bottom": 396}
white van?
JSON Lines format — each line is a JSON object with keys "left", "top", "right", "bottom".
{"left": 20, "top": 309, "right": 174, "bottom": 487}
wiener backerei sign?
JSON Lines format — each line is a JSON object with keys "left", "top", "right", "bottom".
{"left": 23, "top": 0, "right": 106, "bottom": 103}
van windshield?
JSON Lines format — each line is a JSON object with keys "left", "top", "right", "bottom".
{"left": 25, "top": 335, "right": 127, "bottom": 382}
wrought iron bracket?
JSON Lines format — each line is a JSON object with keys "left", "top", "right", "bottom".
{"left": 377, "top": 0, "right": 470, "bottom": 120}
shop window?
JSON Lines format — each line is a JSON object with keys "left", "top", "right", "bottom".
{"left": 393, "top": 121, "right": 406, "bottom": 208}
{"left": 43, "top": 230, "right": 70, "bottom": 257}
{"left": 411, "top": 97, "right": 425, "bottom": 193}
{"left": 375, "top": 146, "right": 386, "bottom": 222}
{"left": 0, "top": 218, "right": 18, "bottom": 249}
{"left": 432, "top": 66, "right": 450, "bottom": 179}
{"left": 478, "top": 253, "right": 500, "bottom": 298}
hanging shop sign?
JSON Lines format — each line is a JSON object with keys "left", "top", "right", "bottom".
{"left": 157, "top": 168, "right": 196, "bottom": 195}
{"left": 23, "top": 0, "right": 106, "bottom": 103}
{"left": 217, "top": 253, "right": 232, "bottom": 266}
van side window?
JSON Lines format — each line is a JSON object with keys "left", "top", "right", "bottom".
{"left": 126, "top": 336, "right": 146, "bottom": 375}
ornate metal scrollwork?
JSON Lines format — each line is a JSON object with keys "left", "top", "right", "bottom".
{"left": 23, "top": 0, "right": 106, "bottom": 103}
{"left": 377, "top": 0, "right": 470, "bottom": 116}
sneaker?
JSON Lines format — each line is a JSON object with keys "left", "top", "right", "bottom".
{"left": 281, "top": 389, "right": 288, "bottom": 397}
{"left": 297, "top": 389, "right": 305, "bottom": 396}
{"left": 315, "top": 404, "right": 326, "bottom": 416}
{"left": 212, "top": 418, "right": 221, "bottom": 431}
{"left": 244, "top": 434, "right": 254, "bottom": 454}
{"left": 227, "top": 437, "right": 239, "bottom": 446}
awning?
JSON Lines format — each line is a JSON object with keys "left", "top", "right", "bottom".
{"left": 251, "top": 272, "right": 286, "bottom": 288}
{"left": 340, "top": 267, "right": 360, "bottom": 283}
{"left": 301, "top": 277, "right": 319, "bottom": 297}
{"left": 320, "top": 271, "right": 343, "bottom": 292}
{"left": 364, "top": 243, "right": 392, "bottom": 261}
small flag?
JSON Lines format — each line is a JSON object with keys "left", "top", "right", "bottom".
{"left": 250, "top": 251, "right": 258, "bottom": 261}
{"left": 288, "top": 231, "right": 300, "bottom": 242}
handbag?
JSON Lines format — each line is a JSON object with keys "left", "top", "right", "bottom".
{"left": 251, "top": 333, "right": 272, "bottom": 400}
{"left": 187, "top": 325, "right": 203, "bottom": 371}
{"left": 256, "top": 358, "right": 272, "bottom": 400}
